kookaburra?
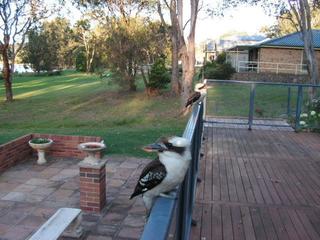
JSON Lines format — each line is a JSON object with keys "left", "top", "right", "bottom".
{"left": 130, "top": 136, "right": 191, "bottom": 211}
{"left": 180, "top": 82, "right": 208, "bottom": 116}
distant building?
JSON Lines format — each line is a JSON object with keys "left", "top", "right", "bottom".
{"left": 227, "top": 30, "right": 320, "bottom": 75}
{"left": 203, "top": 34, "right": 267, "bottom": 62}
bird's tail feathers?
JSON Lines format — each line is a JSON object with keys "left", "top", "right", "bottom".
{"left": 175, "top": 107, "right": 191, "bottom": 118}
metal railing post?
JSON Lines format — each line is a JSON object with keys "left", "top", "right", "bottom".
{"left": 287, "top": 87, "right": 292, "bottom": 117}
{"left": 248, "top": 83, "right": 256, "bottom": 130}
{"left": 295, "top": 86, "right": 303, "bottom": 132}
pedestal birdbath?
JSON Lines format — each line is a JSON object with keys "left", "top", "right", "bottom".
{"left": 78, "top": 142, "right": 106, "bottom": 165}
{"left": 28, "top": 138, "right": 53, "bottom": 165}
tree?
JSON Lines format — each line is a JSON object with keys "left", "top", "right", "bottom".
{"left": 141, "top": 55, "right": 171, "bottom": 96}
{"left": 74, "top": 19, "right": 97, "bottom": 73}
{"left": 262, "top": 6, "right": 320, "bottom": 37}
{"left": 103, "top": 17, "right": 168, "bottom": 91}
{"left": 74, "top": 1, "right": 170, "bottom": 91}
{"left": 21, "top": 27, "right": 48, "bottom": 72}
{"left": 157, "top": 0, "right": 200, "bottom": 104}
{"left": 0, "top": 0, "right": 47, "bottom": 101}
{"left": 22, "top": 18, "right": 74, "bottom": 72}
{"left": 220, "top": 0, "right": 320, "bottom": 95}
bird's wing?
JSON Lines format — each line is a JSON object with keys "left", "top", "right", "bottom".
{"left": 130, "top": 157, "right": 167, "bottom": 199}
{"left": 185, "top": 91, "right": 201, "bottom": 108}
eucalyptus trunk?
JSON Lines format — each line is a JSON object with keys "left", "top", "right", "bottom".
{"left": 171, "top": 32, "right": 181, "bottom": 95}
{"left": 1, "top": 41, "right": 13, "bottom": 101}
{"left": 169, "top": 0, "right": 181, "bottom": 96}
{"left": 181, "top": 36, "right": 196, "bottom": 104}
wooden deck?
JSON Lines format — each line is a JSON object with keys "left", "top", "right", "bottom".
{"left": 191, "top": 124, "right": 320, "bottom": 240}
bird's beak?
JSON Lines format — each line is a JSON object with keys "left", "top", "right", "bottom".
{"left": 142, "top": 142, "right": 167, "bottom": 153}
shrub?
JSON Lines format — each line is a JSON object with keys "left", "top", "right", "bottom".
{"left": 30, "top": 138, "right": 51, "bottom": 144}
{"left": 75, "top": 49, "right": 86, "bottom": 72}
{"left": 203, "top": 61, "right": 235, "bottom": 80}
{"left": 148, "top": 57, "right": 170, "bottom": 89}
{"left": 299, "top": 97, "right": 320, "bottom": 131}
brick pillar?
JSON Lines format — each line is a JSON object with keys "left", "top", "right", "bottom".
{"left": 79, "top": 160, "right": 106, "bottom": 213}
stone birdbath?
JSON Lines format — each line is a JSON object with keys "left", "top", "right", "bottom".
{"left": 28, "top": 138, "right": 53, "bottom": 165}
{"left": 78, "top": 142, "right": 106, "bottom": 165}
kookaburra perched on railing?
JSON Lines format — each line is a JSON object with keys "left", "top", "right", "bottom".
{"left": 130, "top": 136, "right": 191, "bottom": 212}
{"left": 179, "top": 82, "right": 208, "bottom": 116}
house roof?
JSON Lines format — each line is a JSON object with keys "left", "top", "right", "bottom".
{"left": 259, "top": 30, "right": 320, "bottom": 49}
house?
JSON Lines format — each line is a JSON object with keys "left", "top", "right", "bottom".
{"left": 202, "top": 34, "right": 266, "bottom": 62}
{"left": 227, "top": 30, "right": 320, "bottom": 75}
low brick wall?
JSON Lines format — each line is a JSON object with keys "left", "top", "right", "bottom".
{"left": 0, "top": 133, "right": 103, "bottom": 173}
{"left": 0, "top": 134, "right": 33, "bottom": 172}
{"left": 32, "top": 134, "right": 102, "bottom": 159}
{"left": 232, "top": 72, "right": 309, "bottom": 83}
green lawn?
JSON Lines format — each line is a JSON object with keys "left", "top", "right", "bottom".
{"left": 206, "top": 83, "right": 309, "bottom": 119}
{"left": 0, "top": 71, "right": 186, "bottom": 157}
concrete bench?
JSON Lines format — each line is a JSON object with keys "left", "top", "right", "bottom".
{"left": 28, "top": 208, "right": 83, "bottom": 240}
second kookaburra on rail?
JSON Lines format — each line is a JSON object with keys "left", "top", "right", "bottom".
{"left": 130, "top": 136, "right": 191, "bottom": 210}
{"left": 180, "top": 82, "right": 208, "bottom": 116}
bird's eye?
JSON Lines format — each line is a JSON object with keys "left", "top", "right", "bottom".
{"left": 167, "top": 143, "right": 173, "bottom": 148}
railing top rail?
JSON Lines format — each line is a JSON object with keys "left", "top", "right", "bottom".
{"left": 206, "top": 79, "right": 320, "bottom": 88}
{"left": 238, "top": 60, "right": 307, "bottom": 66}
{"left": 140, "top": 103, "right": 203, "bottom": 240}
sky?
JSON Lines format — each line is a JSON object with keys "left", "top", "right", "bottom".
{"left": 196, "top": 5, "right": 277, "bottom": 43}
{"left": 52, "top": 1, "right": 276, "bottom": 44}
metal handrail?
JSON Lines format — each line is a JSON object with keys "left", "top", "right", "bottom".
{"left": 206, "top": 79, "right": 320, "bottom": 131}
{"left": 140, "top": 102, "right": 204, "bottom": 240}
{"left": 236, "top": 60, "right": 307, "bottom": 75}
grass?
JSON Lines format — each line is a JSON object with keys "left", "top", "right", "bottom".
{"left": 206, "top": 83, "right": 310, "bottom": 119}
{"left": 0, "top": 71, "right": 186, "bottom": 157}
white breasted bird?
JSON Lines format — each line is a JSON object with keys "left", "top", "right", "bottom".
{"left": 179, "top": 82, "right": 208, "bottom": 116}
{"left": 130, "top": 136, "right": 191, "bottom": 211}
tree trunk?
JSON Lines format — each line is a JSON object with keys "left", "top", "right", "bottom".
{"left": 181, "top": 38, "right": 196, "bottom": 104}
{"left": 169, "top": 0, "right": 181, "bottom": 96}
{"left": 171, "top": 33, "right": 181, "bottom": 95}
{"left": 180, "top": 0, "right": 198, "bottom": 104}
{"left": 128, "top": 76, "right": 137, "bottom": 91}
{"left": 1, "top": 48, "right": 13, "bottom": 101}
{"left": 296, "top": 0, "right": 319, "bottom": 100}
{"left": 303, "top": 29, "right": 319, "bottom": 99}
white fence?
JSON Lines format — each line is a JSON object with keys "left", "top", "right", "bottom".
{"left": 237, "top": 61, "right": 308, "bottom": 75}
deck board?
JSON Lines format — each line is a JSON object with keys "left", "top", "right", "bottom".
{"left": 191, "top": 124, "right": 320, "bottom": 240}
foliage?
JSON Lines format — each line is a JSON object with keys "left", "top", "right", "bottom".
{"left": 30, "top": 138, "right": 51, "bottom": 144}
{"left": 147, "top": 57, "right": 170, "bottom": 90}
{"left": 203, "top": 53, "right": 235, "bottom": 79}
{"left": 102, "top": 17, "right": 170, "bottom": 91}
{"left": 0, "top": 0, "right": 49, "bottom": 101}
{"left": 73, "top": 19, "right": 98, "bottom": 73}
{"left": 299, "top": 97, "right": 320, "bottom": 131}
{"left": 261, "top": 8, "right": 320, "bottom": 38}
{"left": 22, "top": 18, "right": 74, "bottom": 72}
{"left": 75, "top": 48, "right": 87, "bottom": 72}
{"left": 215, "top": 52, "right": 227, "bottom": 64}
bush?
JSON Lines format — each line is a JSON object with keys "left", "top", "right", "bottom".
{"left": 148, "top": 57, "right": 170, "bottom": 89}
{"left": 48, "top": 70, "right": 61, "bottom": 76}
{"left": 75, "top": 49, "right": 86, "bottom": 72}
{"left": 216, "top": 52, "right": 226, "bottom": 64}
{"left": 203, "top": 61, "right": 235, "bottom": 80}
{"left": 299, "top": 97, "right": 320, "bottom": 131}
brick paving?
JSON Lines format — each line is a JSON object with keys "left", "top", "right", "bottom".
{"left": 0, "top": 156, "right": 150, "bottom": 240}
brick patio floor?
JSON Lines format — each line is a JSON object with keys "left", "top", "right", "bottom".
{"left": 0, "top": 156, "right": 150, "bottom": 240}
